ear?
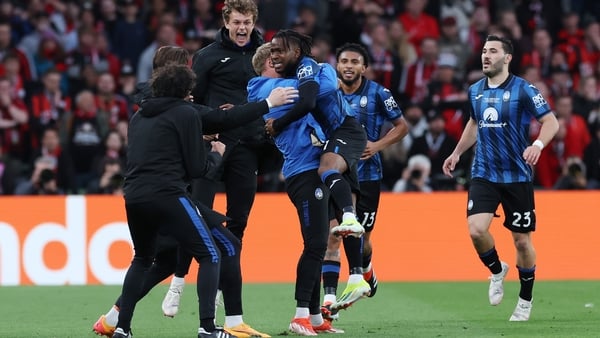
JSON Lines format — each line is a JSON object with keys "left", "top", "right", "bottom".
{"left": 504, "top": 53, "right": 513, "bottom": 64}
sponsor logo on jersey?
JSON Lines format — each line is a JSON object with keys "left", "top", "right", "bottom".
{"left": 383, "top": 96, "right": 398, "bottom": 111}
{"left": 479, "top": 107, "right": 507, "bottom": 128}
{"left": 297, "top": 64, "right": 313, "bottom": 80}
{"left": 532, "top": 93, "right": 547, "bottom": 108}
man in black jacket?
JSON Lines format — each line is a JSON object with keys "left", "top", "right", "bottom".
{"left": 112, "top": 62, "right": 295, "bottom": 338}
{"left": 191, "top": 0, "right": 274, "bottom": 245}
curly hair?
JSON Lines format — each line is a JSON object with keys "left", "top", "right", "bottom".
{"left": 222, "top": 0, "right": 258, "bottom": 24}
{"left": 150, "top": 64, "right": 196, "bottom": 98}
{"left": 272, "top": 29, "right": 313, "bottom": 58}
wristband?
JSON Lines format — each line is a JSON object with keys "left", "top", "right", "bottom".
{"left": 265, "top": 98, "right": 273, "bottom": 108}
{"left": 532, "top": 139, "right": 544, "bottom": 150}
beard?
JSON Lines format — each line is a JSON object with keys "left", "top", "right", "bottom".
{"left": 482, "top": 59, "right": 504, "bottom": 78}
{"left": 339, "top": 73, "right": 360, "bottom": 87}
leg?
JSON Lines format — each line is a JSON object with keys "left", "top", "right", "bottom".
{"left": 321, "top": 218, "right": 342, "bottom": 320}
{"left": 222, "top": 144, "right": 259, "bottom": 242}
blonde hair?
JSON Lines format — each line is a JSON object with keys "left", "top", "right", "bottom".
{"left": 252, "top": 43, "right": 271, "bottom": 75}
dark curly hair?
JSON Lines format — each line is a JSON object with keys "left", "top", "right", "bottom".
{"left": 336, "top": 43, "right": 370, "bottom": 68}
{"left": 150, "top": 64, "right": 196, "bottom": 98}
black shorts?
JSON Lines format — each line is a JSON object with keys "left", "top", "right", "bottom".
{"left": 356, "top": 180, "right": 381, "bottom": 233}
{"left": 323, "top": 117, "right": 366, "bottom": 195}
{"left": 467, "top": 178, "right": 536, "bottom": 233}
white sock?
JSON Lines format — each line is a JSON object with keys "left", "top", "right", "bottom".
{"left": 225, "top": 315, "right": 243, "bottom": 328}
{"left": 105, "top": 305, "right": 119, "bottom": 326}
{"left": 342, "top": 212, "right": 356, "bottom": 223}
{"left": 294, "top": 307, "right": 310, "bottom": 318}
{"left": 310, "top": 313, "right": 324, "bottom": 326}
{"left": 348, "top": 273, "right": 363, "bottom": 284}
{"left": 170, "top": 276, "right": 185, "bottom": 288}
{"left": 323, "top": 294, "right": 337, "bottom": 304}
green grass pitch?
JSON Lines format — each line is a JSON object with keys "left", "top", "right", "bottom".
{"left": 0, "top": 281, "right": 597, "bottom": 337}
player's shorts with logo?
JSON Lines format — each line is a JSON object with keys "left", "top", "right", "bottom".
{"left": 467, "top": 178, "right": 536, "bottom": 233}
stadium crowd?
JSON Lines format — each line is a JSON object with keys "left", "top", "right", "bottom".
{"left": 0, "top": 0, "right": 599, "bottom": 195}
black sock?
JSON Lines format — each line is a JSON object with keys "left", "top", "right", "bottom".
{"left": 518, "top": 265, "right": 535, "bottom": 301}
{"left": 321, "top": 170, "right": 354, "bottom": 213}
{"left": 362, "top": 252, "right": 372, "bottom": 270}
{"left": 200, "top": 319, "right": 215, "bottom": 332}
{"left": 322, "top": 260, "right": 340, "bottom": 295}
{"left": 343, "top": 236, "right": 363, "bottom": 274}
{"left": 478, "top": 247, "right": 502, "bottom": 274}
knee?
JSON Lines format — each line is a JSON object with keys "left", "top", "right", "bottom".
{"left": 468, "top": 221, "right": 488, "bottom": 241}
{"left": 132, "top": 255, "right": 154, "bottom": 268}
{"left": 513, "top": 235, "right": 532, "bottom": 253}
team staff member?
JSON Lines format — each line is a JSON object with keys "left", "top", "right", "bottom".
{"left": 321, "top": 43, "right": 409, "bottom": 318}
{"left": 113, "top": 64, "right": 234, "bottom": 338}
{"left": 191, "top": 0, "right": 272, "bottom": 244}
{"left": 442, "top": 35, "right": 559, "bottom": 322}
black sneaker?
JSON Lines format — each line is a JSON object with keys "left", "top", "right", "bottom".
{"left": 198, "top": 327, "right": 238, "bottom": 338}
{"left": 113, "top": 327, "right": 133, "bottom": 338}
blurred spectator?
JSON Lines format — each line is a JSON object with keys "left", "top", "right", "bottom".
{"left": 327, "top": 0, "right": 373, "bottom": 49}
{"left": 392, "top": 153, "right": 432, "bottom": 193}
{"left": 572, "top": 75, "right": 600, "bottom": 129}
{"left": 438, "top": 15, "right": 470, "bottom": 81}
{"left": 535, "top": 117, "right": 566, "bottom": 189}
{"left": 0, "top": 138, "right": 22, "bottom": 194}
{"left": 2, "top": 52, "right": 27, "bottom": 101}
{"left": 548, "top": 62, "right": 574, "bottom": 98}
{"left": 363, "top": 20, "right": 401, "bottom": 96}
{"left": 440, "top": 0, "right": 474, "bottom": 43}
{"left": 66, "top": 90, "right": 103, "bottom": 193}
{"left": 399, "top": 36, "right": 438, "bottom": 105}
{"left": 0, "top": 76, "right": 29, "bottom": 163}
{"left": 520, "top": 28, "right": 553, "bottom": 80}
{"left": 184, "top": 0, "right": 219, "bottom": 47}
{"left": 88, "top": 129, "right": 126, "bottom": 194}
{"left": 553, "top": 156, "right": 588, "bottom": 190}
{"left": 465, "top": 6, "right": 491, "bottom": 78}
{"left": 422, "top": 52, "right": 468, "bottom": 142}
{"left": 577, "top": 20, "right": 600, "bottom": 79}
{"left": 22, "top": 126, "right": 75, "bottom": 194}
{"left": 397, "top": 0, "right": 439, "bottom": 54}
{"left": 554, "top": 95, "right": 591, "bottom": 159}
{"left": 32, "top": 34, "right": 68, "bottom": 93}
{"left": 516, "top": 0, "right": 562, "bottom": 37}
{"left": 0, "top": 0, "right": 30, "bottom": 44}
{"left": 98, "top": 0, "right": 119, "bottom": 39}
{"left": 388, "top": 19, "right": 417, "bottom": 67}
{"left": 136, "top": 22, "right": 177, "bottom": 82}
{"left": 0, "top": 19, "right": 32, "bottom": 83}
{"left": 290, "top": 4, "right": 321, "bottom": 38}
{"left": 51, "top": 0, "right": 81, "bottom": 54}
{"left": 28, "top": 68, "right": 72, "bottom": 147}
{"left": 408, "top": 109, "right": 466, "bottom": 191}
{"left": 94, "top": 71, "right": 130, "bottom": 137}
{"left": 310, "top": 34, "right": 335, "bottom": 65}
{"left": 116, "top": 63, "right": 137, "bottom": 112}
{"left": 583, "top": 121, "right": 600, "bottom": 188}
{"left": 112, "top": 0, "right": 149, "bottom": 71}
{"left": 18, "top": 11, "right": 59, "bottom": 71}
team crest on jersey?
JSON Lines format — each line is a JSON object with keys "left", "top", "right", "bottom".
{"left": 297, "top": 64, "right": 313, "bottom": 80}
{"left": 532, "top": 93, "right": 547, "bottom": 108}
{"left": 314, "top": 187, "right": 324, "bottom": 200}
{"left": 360, "top": 96, "right": 368, "bottom": 107}
{"left": 384, "top": 96, "right": 398, "bottom": 111}
{"left": 503, "top": 91, "right": 510, "bottom": 102}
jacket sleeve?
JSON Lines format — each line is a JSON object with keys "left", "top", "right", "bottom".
{"left": 272, "top": 80, "right": 318, "bottom": 132}
{"left": 180, "top": 107, "right": 210, "bottom": 179}
{"left": 199, "top": 101, "right": 269, "bottom": 134}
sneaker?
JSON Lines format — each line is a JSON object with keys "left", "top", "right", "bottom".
{"left": 162, "top": 283, "right": 184, "bottom": 317}
{"left": 331, "top": 219, "right": 365, "bottom": 238}
{"left": 320, "top": 301, "right": 340, "bottom": 321}
{"left": 488, "top": 261, "right": 509, "bottom": 305}
{"left": 198, "top": 327, "right": 238, "bottom": 338}
{"left": 509, "top": 297, "right": 533, "bottom": 321}
{"left": 92, "top": 315, "right": 115, "bottom": 337}
{"left": 112, "top": 328, "right": 132, "bottom": 338}
{"left": 224, "top": 323, "right": 271, "bottom": 337}
{"left": 331, "top": 279, "right": 371, "bottom": 311}
{"left": 363, "top": 267, "right": 378, "bottom": 298}
{"left": 288, "top": 317, "right": 317, "bottom": 336}
{"left": 313, "top": 320, "right": 345, "bottom": 333}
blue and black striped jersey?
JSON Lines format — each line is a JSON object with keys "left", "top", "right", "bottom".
{"left": 295, "top": 56, "right": 354, "bottom": 137}
{"left": 247, "top": 76, "right": 324, "bottom": 179}
{"left": 468, "top": 74, "right": 552, "bottom": 183}
{"left": 340, "top": 78, "right": 402, "bottom": 181}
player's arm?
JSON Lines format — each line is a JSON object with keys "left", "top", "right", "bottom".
{"left": 191, "top": 51, "right": 211, "bottom": 103}
{"left": 443, "top": 117, "right": 477, "bottom": 177}
{"left": 362, "top": 117, "right": 408, "bottom": 160}
{"left": 271, "top": 80, "right": 318, "bottom": 133}
{"left": 523, "top": 112, "right": 559, "bottom": 166}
